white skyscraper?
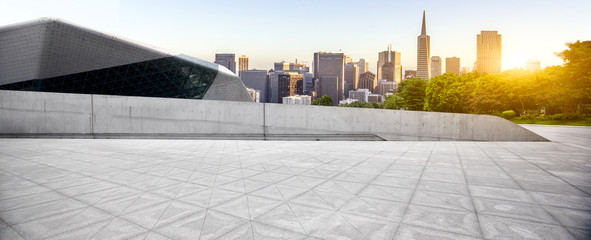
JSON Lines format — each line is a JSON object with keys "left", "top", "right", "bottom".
{"left": 417, "top": 11, "right": 431, "bottom": 80}
{"left": 431, "top": 56, "right": 442, "bottom": 77}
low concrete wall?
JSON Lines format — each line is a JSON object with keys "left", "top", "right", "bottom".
{"left": 0, "top": 90, "right": 548, "bottom": 141}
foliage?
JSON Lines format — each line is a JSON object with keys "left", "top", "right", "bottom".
{"left": 424, "top": 73, "right": 472, "bottom": 113}
{"left": 339, "top": 101, "right": 376, "bottom": 108}
{"left": 396, "top": 78, "right": 427, "bottom": 111}
{"left": 384, "top": 94, "right": 405, "bottom": 110}
{"left": 501, "top": 110, "right": 516, "bottom": 120}
{"left": 557, "top": 41, "right": 591, "bottom": 106}
{"left": 311, "top": 95, "right": 333, "bottom": 106}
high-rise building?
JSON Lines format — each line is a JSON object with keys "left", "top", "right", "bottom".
{"left": 404, "top": 70, "right": 417, "bottom": 80}
{"left": 282, "top": 95, "right": 311, "bottom": 105}
{"left": 367, "top": 94, "right": 384, "bottom": 103}
{"left": 446, "top": 57, "right": 461, "bottom": 75}
{"left": 417, "top": 11, "right": 431, "bottom": 80}
{"left": 241, "top": 70, "right": 269, "bottom": 102}
{"left": 476, "top": 30, "right": 502, "bottom": 74}
{"left": 246, "top": 88, "right": 260, "bottom": 103}
{"left": 358, "top": 71, "right": 377, "bottom": 92}
{"left": 238, "top": 55, "right": 248, "bottom": 77}
{"left": 274, "top": 61, "right": 289, "bottom": 71}
{"left": 377, "top": 80, "right": 396, "bottom": 95}
{"left": 349, "top": 88, "right": 371, "bottom": 102}
{"left": 344, "top": 63, "right": 359, "bottom": 92}
{"left": 313, "top": 52, "right": 345, "bottom": 106}
{"left": 215, "top": 53, "right": 236, "bottom": 74}
{"left": 381, "top": 62, "right": 395, "bottom": 82}
{"left": 431, "top": 56, "right": 442, "bottom": 77}
{"left": 358, "top": 58, "right": 369, "bottom": 75}
{"left": 526, "top": 60, "right": 541, "bottom": 72}
{"left": 278, "top": 72, "right": 303, "bottom": 103}
{"left": 377, "top": 45, "right": 402, "bottom": 83}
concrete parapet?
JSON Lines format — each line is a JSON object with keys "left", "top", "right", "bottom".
{"left": 0, "top": 90, "right": 548, "bottom": 141}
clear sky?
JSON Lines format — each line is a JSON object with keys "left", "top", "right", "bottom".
{"left": 1, "top": 0, "right": 590, "bottom": 73}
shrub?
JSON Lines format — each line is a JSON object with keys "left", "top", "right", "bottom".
{"left": 550, "top": 114, "right": 565, "bottom": 121}
{"left": 565, "top": 112, "right": 581, "bottom": 120}
{"left": 501, "top": 110, "right": 516, "bottom": 120}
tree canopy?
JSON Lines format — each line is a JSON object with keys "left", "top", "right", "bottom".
{"left": 311, "top": 95, "right": 333, "bottom": 106}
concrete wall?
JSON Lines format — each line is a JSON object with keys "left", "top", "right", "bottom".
{"left": 0, "top": 90, "right": 547, "bottom": 141}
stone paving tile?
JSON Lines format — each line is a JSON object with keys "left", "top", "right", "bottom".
{"left": 0, "top": 125, "right": 589, "bottom": 239}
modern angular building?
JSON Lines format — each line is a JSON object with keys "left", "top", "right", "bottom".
{"left": 0, "top": 18, "right": 252, "bottom": 102}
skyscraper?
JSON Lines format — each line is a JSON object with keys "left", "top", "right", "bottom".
{"left": 417, "top": 11, "right": 431, "bottom": 80}
{"left": 314, "top": 52, "right": 345, "bottom": 106}
{"left": 431, "top": 56, "right": 442, "bottom": 77}
{"left": 358, "top": 71, "right": 377, "bottom": 93}
{"left": 476, "top": 30, "right": 502, "bottom": 74}
{"left": 238, "top": 55, "right": 248, "bottom": 77}
{"left": 377, "top": 45, "right": 402, "bottom": 83}
{"left": 358, "top": 58, "right": 369, "bottom": 75}
{"left": 446, "top": 57, "right": 460, "bottom": 75}
{"left": 344, "top": 62, "right": 359, "bottom": 92}
{"left": 214, "top": 53, "right": 236, "bottom": 74}
{"left": 241, "top": 70, "right": 269, "bottom": 102}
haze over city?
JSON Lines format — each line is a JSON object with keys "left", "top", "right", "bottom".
{"left": 1, "top": 0, "right": 590, "bottom": 73}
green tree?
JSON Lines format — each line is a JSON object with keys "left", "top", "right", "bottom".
{"left": 311, "top": 95, "right": 333, "bottom": 106}
{"left": 339, "top": 101, "right": 375, "bottom": 108}
{"left": 468, "top": 74, "right": 509, "bottom": 114}
{"left": 397, "top": 78, "right": 427, "bottom": 111}
{"left": 424, "top": 73, "right": 472, "bottom": 113}
{"left": 557, "top": 41, "right": 591, "bottom": 108}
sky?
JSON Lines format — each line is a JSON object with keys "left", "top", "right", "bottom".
{"left": 1, "top": 0, "right": 590, "bottom": 73}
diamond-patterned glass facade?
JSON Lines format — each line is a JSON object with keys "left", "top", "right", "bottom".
{"left": 0, "top": 56, "right": 218, "bottom": 99}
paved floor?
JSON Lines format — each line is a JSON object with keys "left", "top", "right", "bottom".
{"left": 0, "top": 125, "right": 590, "bottom": 240}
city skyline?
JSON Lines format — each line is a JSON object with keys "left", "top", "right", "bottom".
{"left": 1, "top": 0, "right": 590, "bottom": 73}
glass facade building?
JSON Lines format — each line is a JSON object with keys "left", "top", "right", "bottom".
{"left": 0, "top": 18, "right": 252, "bottom": 102}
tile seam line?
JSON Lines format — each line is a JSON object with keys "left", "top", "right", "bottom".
{"left": 495, "top": 142, "right": 591, "bottom": 198}
{"left": 456, "top": 142, "right": 486, "bottom": 238}
{"left": 476, "top": 142, "right": 577, "bottom": 239}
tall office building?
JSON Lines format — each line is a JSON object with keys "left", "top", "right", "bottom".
{"left": 446, "top": 57, "right": 460, "bottom": 75}
{"left": 404, "top": 70, "right": 417, "bottom": 80}
{"left": 417, "top": 11, "right": 431, "bottom": 80}
{"left": 344, "top": 63, "right": 359, "bottom": 92}
{"left": 274, "top": 61, "right": 289, "bottom": 71}
{"left": 313, "top": 52, "right": 345, "bottom": 106}
{"left": 431, "top": 56, "right": 442, "bottom": 77}
{"left": 214, "top": 53, "right": 236, "bottom": 74}
{"left": 238, "top": 55, "right": 248, "bottom": 76}
{"left": 358, "top": 72, "right": 377, "bottom": 93}
{"left": 241, "top": 70, "right": 269, "bottom": 102}
{"left": 476, "top": 31, "right": 502, "bottom": 74}
{"left": 381, "top": 62, "right": 395, "bottom": 82}
{"left": 358, "top": 59, "right": 369, "bottom": 76}
{"left": 278, "top": 72, "right": 303, "bottom": 103}
{"left": 526, "top": 60, "right": 541, "bottom": 72}
{"left": 377, "top": 45, "right": 402, "bottom": 83}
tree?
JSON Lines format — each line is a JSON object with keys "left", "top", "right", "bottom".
{"left": 339, "top": 101, "right": 375, "bottom": 108}
{"left": 424, "top": 73, "right": 472, "bottom": 113}
{"left": 384, "top": 93, "right": 404, "bottom": 109}
{"left": 557, "top": 41, "right": 591, "bottom": 108}
{"left": 311, "top": 95, "right": 333, "bottom": 106}
{"left": 397, "top": 78, "right": 427, "bottom": 111}
{"left": 468, "top": 74, "right": 509, "bottom": 114}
